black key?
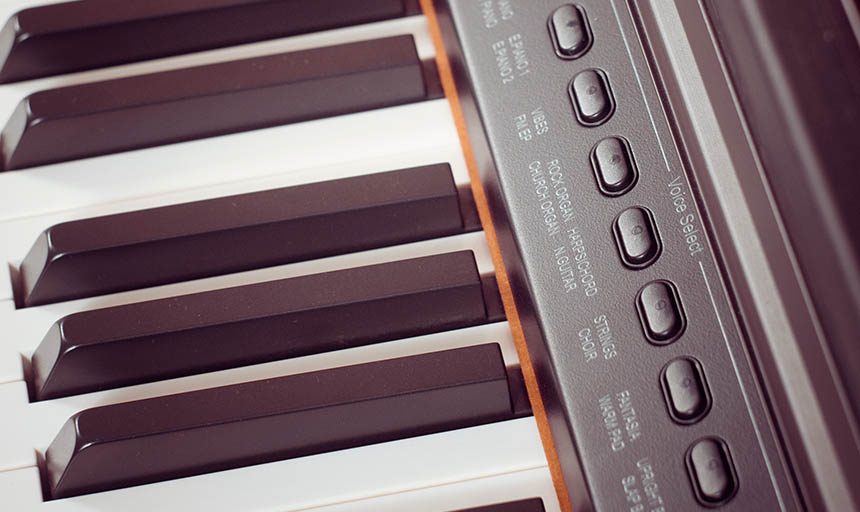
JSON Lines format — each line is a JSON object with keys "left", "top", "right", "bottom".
{"left": 687, "top": 437, "right": 738, "bottom": 505}
{"left": 31, "top": 251, "right": 503, "bottom": 400}
{"left": 569, "top": 69, "right": 614, "bottom": 126}
{"left": 0, "top": 0, "right": 421, "bottom": 83}
{"left": 591, "top": 137, "right": 637, "bottom": 196}
{"left": 660, "top": 357, "right": 710, "bottom": 423}
{"left": 45, "top": 343, "right": 520, "bottom": 499}
{"left": 549, "top": 4, "right": 591, "bottom": 59}
{"left": 613, "top": 206, "right": 660, "bottom": 268}
{"left": 19, "top": 163, "right": 479, "bottom": 307}
{"left": 636, "top": 280, "right": 685, "bottom": 344}
{"left": 451, "top": 498, "right": 546, "bottom": 512}
{"left": 1, "top": 35, "right": 436, "bottom": 170}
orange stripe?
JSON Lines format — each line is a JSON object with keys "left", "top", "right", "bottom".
{"left": 418, "top": 1, "right": 573, "bottom": 510}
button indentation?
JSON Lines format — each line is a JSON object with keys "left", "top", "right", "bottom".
{"left": 549, "top": 5, "right": 592, "bottom": 59}
{"left": 661, "top": 357, "right": 710, "bottom": 423}
{"left": 636, "top": 280, "right": 684, "bottom": 344}
{"left": 687, "top": 438, "right": 738, "bottom": 505}
{"left": 569, "top": 69, "right": 613, "bottom": 126}
{"left": 592, "top": 137, "right": 637, "bottom": 195}
{"left": 613, "top": 207, "right": 660, "bottom": 268}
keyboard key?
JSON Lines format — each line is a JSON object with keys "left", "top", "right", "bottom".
{"left": 31, "top": 251, "right": 503, "bottom": 400}
{"left": 0, "top": 0, "right": 421, "bottom": 83}
{"left": 569, "top": 69, "right": 614, "bottom": 126}
{"left": 687, "top": 437, "right": 738, "bottom": 505}
{"left": 452, "top": 498, "right": 545, "bottom": 512}
{"left": 1, "top": 34, "right": 435, "bottom": 170}
{"left": 44, "top": 343, "right": 520, "bottom": 499}
{"left": 19, "top": 163, "right": 478, "bottom": 307}
{"left": 636, "top": 280, "right": 685, "bottom": 344}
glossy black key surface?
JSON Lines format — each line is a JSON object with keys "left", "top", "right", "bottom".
{"left": 452, "top": 498, "right": 546, "bottom": 512}
{"left": 0, "top": 0, "right": 421, "bottom": 83}
{"left": 19, "top": 163, "right": 477, "bottom": 307}
{"left": 613, "top": 206, "right": 660, "bottom": 268}
{"left": 549, "top": 5, "right": 591, "bottom": 59}
{"left": 1, "top": 35, "right": 434, "bottom": 170}
{"left": 45, "top": 343, "right": 518, "bottom": 499}
{"left": 31, "top": 251, "right": 501, "bottom": 400}
{"left": 636, "top": 280, "right": 685, "bottom": 344}
{"left": 687, "top": 438, "right": 737, "bottom": 505}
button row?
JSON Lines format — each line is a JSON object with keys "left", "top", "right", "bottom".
{"left": 634, "top": 280, "right": 738, "bottom": 507}
{"left": 664, "top": 364, "right": 736, "bottom": 507}
{"left": 552, "top": 7, "right": 639, "bottom": 198}
{"left": 548, "top": 6, "right": 616, "bottom": 127}
{"left": 551, "top": 5, "right": 738, "bottom": 508}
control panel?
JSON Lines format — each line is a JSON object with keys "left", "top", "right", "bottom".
{"left": 438, "top": 1, "right": 800, "bottom": 510}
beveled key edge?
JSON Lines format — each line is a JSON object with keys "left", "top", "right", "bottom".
{"left": 17, "top": 162, "right": 476, "bottom": 307}
{"left": 43, "top": 343, "right": 526, "bottom": 499}
{"left": 1, "top": 34, "right": 438, "bottom": 171}
{"left": 0, "top": 0, "right": 424, "bottom": 84}
{"left": 30, "top": 250, "right": 501, "bottom": 400}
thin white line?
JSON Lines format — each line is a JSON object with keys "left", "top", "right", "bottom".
{"left": 610, "top": 0, "right": 673, "bottom": 175}
{"left": 699, "top": 260, "right": 786, "bottom": 511}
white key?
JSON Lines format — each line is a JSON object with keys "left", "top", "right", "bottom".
{"left": 0, "top": 143, "right": 470, "bottom": 269}
{"left": 0, "top": 139, "right": 471, "bottom": 293}
{"left": 0, "top": 139, "right": 471, "bottom": 325}
{"left": 310, "top": 467, "right": 561, "bottom": 512}
{"left": 0, "top": 0, "right": 64, "bottom": 15}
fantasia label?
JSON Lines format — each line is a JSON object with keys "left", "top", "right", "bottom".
{"left": 599, "top": 390, "right": 642, "bottom": 453}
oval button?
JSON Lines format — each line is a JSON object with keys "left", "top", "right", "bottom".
{"left": 569, "top": 69, "right": 613, "bottom": 126}
{"left": 687, "top": 438, "right": 737, "bottom": 505}
{"left": 661, "top": 357, "right": 710, "bottom": 423}
{"left": 636, "top": 280, "right": 684, "bottom": 344}
{"left": 613, "top": 207, "right": 660, "bottom": 268}
{"left": 549, "top": 5, "right": 592, "bottom": 59}
{"left": 592, "top": 137, "right": 637, "bottom": 195}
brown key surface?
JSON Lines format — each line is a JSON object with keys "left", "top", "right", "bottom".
{"left": 31, "top": 251, "right": 501, "bottom": 400}
{"left": 1, "top": 34, "right": 433, "bottom": 170}
{"left": 46, "top": 343, "right": 516, "bottom": 499}
{"left": 0, "top": 0, "right": 421, "bottom": 83}
{"left": 20, "top": 163, "right": 478, "bottom": 307}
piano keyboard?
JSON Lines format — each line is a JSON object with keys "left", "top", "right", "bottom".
{"left": 0, "top": 1, "right": 562, "bottom": 511}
